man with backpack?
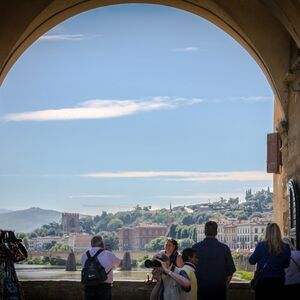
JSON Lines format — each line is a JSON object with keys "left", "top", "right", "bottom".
{"left": 81, "top": 235, "right": 122, "bottom": 300}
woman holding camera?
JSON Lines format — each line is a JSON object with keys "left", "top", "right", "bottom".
{"left": 163, "top": 238, "right": 184, "bottom": 270}
{"left": 149, "top": 252, "right": 191, "bottom": 300}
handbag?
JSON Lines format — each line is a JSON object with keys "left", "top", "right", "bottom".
{"left": 250, "top": 260, "right": 268, "bottom": 291}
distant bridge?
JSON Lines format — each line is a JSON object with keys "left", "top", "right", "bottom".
{"left": 29, "top": 250, "right": 155, "bottom": 261}
{"left": 29, "top": 251, "right": 82, "bottom": 260}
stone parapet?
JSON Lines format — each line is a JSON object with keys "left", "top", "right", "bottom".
{"left": 20, "top": 280, "right": 255, "bottom": 300}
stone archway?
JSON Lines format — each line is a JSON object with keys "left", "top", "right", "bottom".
{"left": 1, "top": 0, "right": 300, "bottom": 235}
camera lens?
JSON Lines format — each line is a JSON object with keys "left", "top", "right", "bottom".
{"left": 144, "top": 259, "right": 153, "bottom": 268}
{"left": 152, "top": 260, "right": 161, "bottom": 268}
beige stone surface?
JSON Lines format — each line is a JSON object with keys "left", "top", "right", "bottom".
{"left": 20, "top": 280, "right": 254, "bottom": 300}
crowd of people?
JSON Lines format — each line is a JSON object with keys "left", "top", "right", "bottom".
{"left": 81, "top": 221, "right": 300, "bottom": 300}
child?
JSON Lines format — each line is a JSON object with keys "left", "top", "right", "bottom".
{"left": 181, "top": 248, "right": 198, "bottom": 300}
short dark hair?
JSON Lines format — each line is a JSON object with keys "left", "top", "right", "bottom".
{"left": 182, "top": 248, "right": 196, "bottom": 262}
{"left": 205, "top": 221, "right": 218, "bottom": 236}
{"left": 91, "top": 235, "right": 104, "bottom": 248}
{"left": 166, "top": 237, "right": 178, "bottom": 251}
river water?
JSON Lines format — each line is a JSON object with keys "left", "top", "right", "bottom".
{"left": 16, "top": 265, "right": 243, "bottom": 282}
{"left": 15, "top": 265, "right": 150, "bottom": 281}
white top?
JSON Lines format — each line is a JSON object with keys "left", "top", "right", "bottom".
{"left": 81, "top": 247, "right": 122, "bottom": 284}
{"left": 285, "top": 250, "right": 300, "bottom": 285}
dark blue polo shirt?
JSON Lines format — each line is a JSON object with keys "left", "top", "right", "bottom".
{"left": 192, "top": 238, "right": 236, "bottom": 300}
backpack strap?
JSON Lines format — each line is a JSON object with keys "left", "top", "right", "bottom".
{"left": 85, "top": 248, "right": 112, "bottom": 276}
{"left": 86, "top": 248, "right": 104, "bottom": 260}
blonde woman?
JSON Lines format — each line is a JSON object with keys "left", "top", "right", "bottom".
{"left": 248, "top": 223, "right": 291, "bottom": 300}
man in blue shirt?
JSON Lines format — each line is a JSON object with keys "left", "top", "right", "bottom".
{"left": 192, "top": 221, "right": 236, "bottom": 300}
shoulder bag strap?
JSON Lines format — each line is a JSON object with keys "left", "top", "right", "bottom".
{"left": 256, "top": 257, "right": 269, "bottom": 275}
{"left": 291, "top": 257, "right": 300, "bottom": 272}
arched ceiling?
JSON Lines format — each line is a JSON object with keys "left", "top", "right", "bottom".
{"left": 0, "top": 0, "right": 299, "bottom": 108}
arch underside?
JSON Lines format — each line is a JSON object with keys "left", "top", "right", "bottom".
{"left": 0, "top": 0, "right": 300, "bottom": 235}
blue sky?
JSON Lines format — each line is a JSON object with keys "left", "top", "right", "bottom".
{"left": 0, "top": 4, "right": 273, "bottom": 214}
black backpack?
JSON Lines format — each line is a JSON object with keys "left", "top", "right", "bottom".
{"left": 81, "top": 249, "right": 110, "bottom": 286}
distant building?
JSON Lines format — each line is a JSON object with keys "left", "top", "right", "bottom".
{"left": 197, "top": 217, "right": 270, "bottom": 250}
{"left": 167, "top": 203, "right": 175, "bottom": 225}
{"left": 28, "top": 233, "right": 93, "bottom": 253}
{"left": 28, "top": 236, "right": 62, "bottom": 252}
{"left": 65, "top": 233, "right": 92, "bottom": 252}
{"left": 62, "top": 213, "right": 80, "bottom": 234}
{"left": 118, "top": 224, "right": 168, "bottom": 250}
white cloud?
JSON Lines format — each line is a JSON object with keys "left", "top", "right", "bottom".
{"left": 38, "top": 34, "right": 102, "bottom": 41}
{"left": 172, "top": 47, "right": 199, "bottom": 52}
{"left": 1, "top": 96, "right": 204, "bottom": 122}
{"left": 0, "top": 94, "right": 271, "bottom": 122}
{"left": 82, "top": 170, "right": 272, "bottom": 182}
{"left": 69, "top": 194, "right": 127, "bottom": 199}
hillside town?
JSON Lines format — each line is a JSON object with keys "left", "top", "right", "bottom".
{"left": 27, "top": 210, "right": 271, "bottom": 254}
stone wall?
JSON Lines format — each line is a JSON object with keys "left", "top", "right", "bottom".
{"left": 20, "top": 280, "right": 254, "bottom": 300}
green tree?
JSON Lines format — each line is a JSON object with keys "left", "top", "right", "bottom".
{"left": 94, "top": 215, "right": 101, "bottom": 223}
{"left": 144, "top": 237, "right": 165, "bottom": 251}
{"left": 107, "top": 218, "right": 123, "bottom": 231}
{"left": 23, "top": 237, "right": 29, "bottom": 249}
{"left": 80, "top": 216, "right": 94, "bottom": 234}
{"left": 16, "top": 232, "right": 27, "bottom": 239}
{"left": 176, "top": 227, "right": 182, "bottom": 239}
{"left": 191, "top": 227, "right": 197, "bottom": 242}
{"left": 181, "top": 227, "right": 189, "bottom": 239}
{"left": 195, "top": 213, "right": 208, "bottom": 224}
{"left": 179, "top": 238, "right": 194, "bottom": 249}
{"left": 153, "top": 210, "right": 168, "bottom": 224}
{"left": 49, "top": 243, "right": 71, "bottom": 253}
{"left": 44, "top": 241, "right": 57, "bottom": 251}
{"left": 238, "top": 214, "right": 248, "bottom": 221}
{"left": 245, "top": 189, "right": 252, "bottom": 201}
{"left": 182, "top": 215, "right": 194, "bottom": 226}
{"left": 29, "top": 232, "right": 37, "bottom": 238}
{"left": 228, "top": 197, "right": 239, "bottom": 207}
{"left": 100, "top": 231, "right": 119, "bottom": 250}
{"left": 167, "top": 224, "right": 177, "bottom": 238}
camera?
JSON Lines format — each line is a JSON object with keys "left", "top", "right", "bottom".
{"left": 144, "top": 259, "right": 161, "bottom": 268}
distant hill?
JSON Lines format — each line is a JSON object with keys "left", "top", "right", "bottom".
{"left": 0, "top": 207, "right": 62, "bottom": 233}
{"left": 0, "top": 208, "right": 13, "bottom": 214}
